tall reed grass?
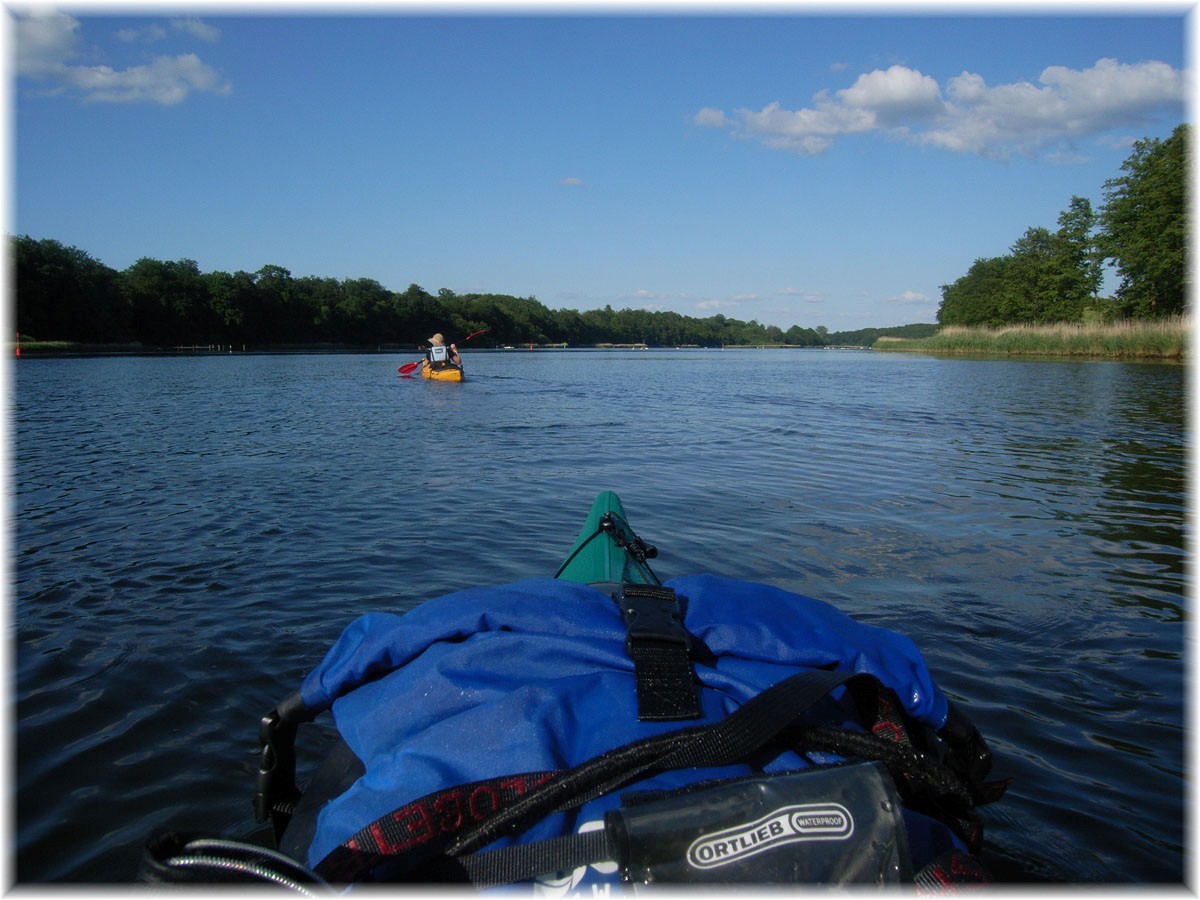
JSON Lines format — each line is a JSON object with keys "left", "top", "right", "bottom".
{"left": 875, "top": 317, "right": 1189, "bottom": 360}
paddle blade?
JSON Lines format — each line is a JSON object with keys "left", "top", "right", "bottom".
{"left": 398, "top": 361, "right": 420, "bottom": 374}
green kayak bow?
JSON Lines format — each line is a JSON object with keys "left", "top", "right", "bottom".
{"left": 554, "top": 491, "right": 660, "bottom": 586}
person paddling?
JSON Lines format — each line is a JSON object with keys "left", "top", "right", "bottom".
{"left": 422, "top": 333, "right": 461, "bottom": 374}
{"left": 399, "top": 328, "right": 487, "bottom": 377}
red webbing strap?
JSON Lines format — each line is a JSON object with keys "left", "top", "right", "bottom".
{"left": 314, "top": 668, "right": 888, "bottom": 883}
{"left": 315, "top": 771, "right": 556, "bottom": 882}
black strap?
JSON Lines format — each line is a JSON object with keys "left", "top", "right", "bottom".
{"left": 315, "top": 668, "right": 871, "bottom": 881}
{"left": 448, "top": 668, "right": 871, "bottom": 855}
{"left": 254, "top": 691, "right": 311, "bottom": 845}
{"left": 425, "top": 828, "right": 615, "bottom": 887}
{"left": 615, "top": 584, "right": 701, "bottom": 721}
{"left": 431, "top": 669, "right": 880, "bottom": 885}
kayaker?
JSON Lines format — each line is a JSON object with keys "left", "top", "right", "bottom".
{"left": 423, "top": 333, "right": 461, "bottom": 371}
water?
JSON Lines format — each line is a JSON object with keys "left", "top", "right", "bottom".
{"left": 12, "top": 349, "right": 1187, "bottom": 883}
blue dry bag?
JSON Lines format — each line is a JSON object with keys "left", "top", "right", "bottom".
{"left": 247, "top": 575, "right": 1005, "bottom": 889}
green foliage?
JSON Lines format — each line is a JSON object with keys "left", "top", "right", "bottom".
{"left": 11, "top": 236, "right": 841, "bottom": 349}
{"left": 14, "top": 235, "right": 126, "bottom": 342}
{"left": 825, "top": 323, "right": 938, "bottom": 346}
{"left": 1100, "top": 124, "right": 1189, "bottom": 317}
{"left": 1056, "top": 195, "right": 1104, "bottom": 307}
{"left": 939, "top": 213, "right": 1101, "bottom": 326}
{"left": 122, "top": 257, "right": 209, "bottom": 345}
{"left": 939, "top": 255, "right": 1022, "bottom": 327}
{"left": 785, "top": 324, "right": 825, "bottom": 346}
{"left": 13, "top": 126, "right": 1186, "bottom": 348}
{"left": 938, "top": 124, "right": 1189, "bottom": 327}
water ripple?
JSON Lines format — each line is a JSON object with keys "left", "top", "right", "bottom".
{"left": 12, "top": 350, "right": 1186, "bottom": 883}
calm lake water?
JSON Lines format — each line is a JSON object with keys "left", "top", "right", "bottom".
{"left": 12, "top": 348, "right": 1187, "bottom": 884}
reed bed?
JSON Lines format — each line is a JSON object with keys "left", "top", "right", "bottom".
{"left": 876, "top": 317, "right": 1189, "bottom": 360}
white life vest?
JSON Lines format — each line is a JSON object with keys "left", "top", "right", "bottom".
{"left": 429, "top": 344, "right": 449, "bottom": 363}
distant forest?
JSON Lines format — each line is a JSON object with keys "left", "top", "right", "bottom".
{"left": 11, "top": 234, "right": 935, "bottom": 350}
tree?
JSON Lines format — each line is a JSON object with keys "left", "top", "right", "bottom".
{"left": 121, "top": 257, "right": 210, "bottom": 345}
{"left": 394, "top": 284, "right": 446, "bottom": 342}
{"left": 203, "top": 269, "right": 257, "bottom": 340}
{"left": 249, "top": 264, "right": 297, "bottom": 341}
{"left": 297, "top": 276, "right": 344, "bottom": 338}
{"left": 15, "top": 236, "right": 126, "bottom": 342}
{"left": 1053, "top": 196, "right": 1104, "bottom": 317}
{"left": 785, "top": 325, "right": 823, "bottom": 346}
{"left": 1099, "top": 123, "right": 1189, "bottom": 317}
{"left": 939, "top": 197, "right": 1112, "bottom": 326}
{"left": 938, "top": 255, "right": 1021, "bottom": 326}
{"left": 342, "top": 277, "right": 395, "bottom": 343}
{"left": 1006, "top": 213, "right": 1110, "bottom": 323}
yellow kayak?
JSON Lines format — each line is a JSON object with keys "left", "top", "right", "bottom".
{"left": 421, "top": 363, "right": 464, "bottom": 382}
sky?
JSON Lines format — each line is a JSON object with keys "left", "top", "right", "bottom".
{"left": 7, "top": 2, "right": 1192, "bottom": 333}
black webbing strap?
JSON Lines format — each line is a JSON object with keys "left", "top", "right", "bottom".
{"left": 423, "top": 828, "right": 615, "bottom": 887}
{"left": 442, "top": 668, "right": 873, "bottom": 856}
{"left": 614, "top": 584, "right": 701, "bottom": 721}
{"left": 314, "top": 668, "right": 875, "bottom": 882}
{"left": 434, "top": 668, "right": 880, "bottom": 885}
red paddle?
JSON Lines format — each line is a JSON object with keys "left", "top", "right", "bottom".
{"left": 398, "top": 328, "right": 490, "bottom": 375}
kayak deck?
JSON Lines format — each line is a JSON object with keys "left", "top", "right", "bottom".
{"left": 555, "top": 491, "right": 660, "bottom": 586}
{"left": 422, "top": 364, "right": 464, "bottom": 382}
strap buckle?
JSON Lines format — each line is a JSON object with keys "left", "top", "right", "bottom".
{"left": 616, "top": 584, "right": 689, "bottom": 650}
{"left": 614, "top": 585, "right": 700, "bottom": 721}
{"left": 254, "top": 708, "right": 301, "bottom": 844}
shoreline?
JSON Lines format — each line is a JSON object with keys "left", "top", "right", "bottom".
{"left": 8, "top": 342, "right": 857, "bottom": 357}
{"left": 9, "top": 319, "right": 1189, "bottom": 361}
{"left": 873, "top": 318, "right": 1189, "bottom": 361}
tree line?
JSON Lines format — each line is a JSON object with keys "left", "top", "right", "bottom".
{"left": 18, "top": 125, "right": 1181, "bottom": 349}
{"left": 14, "top": 237, "right": 865, "bottom": 350}
{"left": 938, "top": 124, "right": 1188, "bottom": 327}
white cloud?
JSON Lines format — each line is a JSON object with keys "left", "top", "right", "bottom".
{"left": 693, "top": 107, "right": 729, "bottom": 128}
{"left": 696, "top": 299, "right": 741, "bottom": 311}
{"left": 16, "top": 10, "right": 78, "bottom": 77}
{"left": 776, "top": 287, "right": 823, "bottom": 303}
{"left": 925, "top": 58, "right": 1184, "bottom": 157}
{"left": 116, "top": 24, "right": 167, "bottom": 44}
{"left": 698, "top": 58, "right": 1186, "bottom": 160}
{"left": 66, "top": 53, "right": 232, "bottom": 105}
{"left": 115, "top": 17, "right": 218, "bottom": 44}
{"left": 172, "top": 17, "right": 221, "bottom": 43}
{"left": 694, "top": 291, "right": 764, "bottom": 312}
{"left": 736, "top": 98, "right": 873, "bottom": 155}
{"left": 890, "top": 290, "right": 931, "bottom": 304}
{"left": 837, "top": 64, "right": 944, "bottom": 126}
{"left": 15, "top": 11, "right": 231, "bottom": 105}
{"left": 560, "top": 177, "right": 584, "bottom": 186}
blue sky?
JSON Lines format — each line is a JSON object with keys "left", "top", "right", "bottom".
{"left": 10, "top": 3, "right": 1191, "bottom": 333}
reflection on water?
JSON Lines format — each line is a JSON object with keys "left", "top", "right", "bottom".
{"left": 12, "top": 350, "right": 1186, "bottom": 882}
